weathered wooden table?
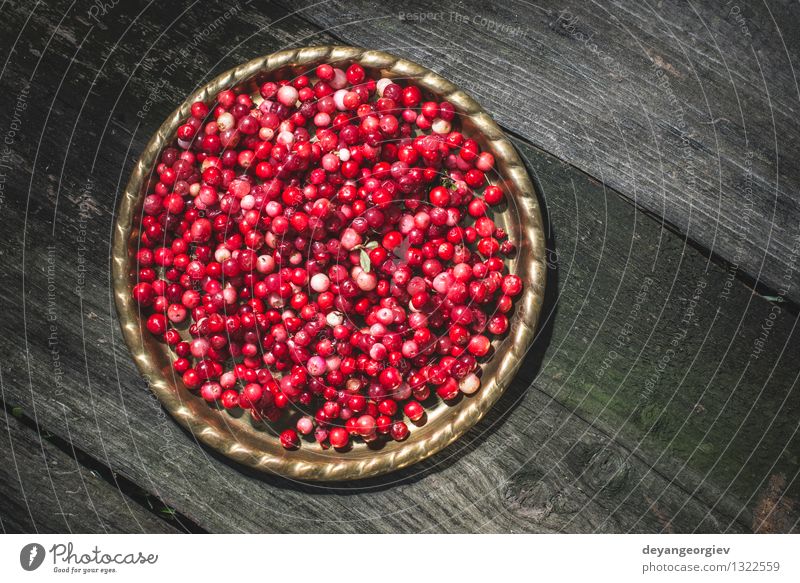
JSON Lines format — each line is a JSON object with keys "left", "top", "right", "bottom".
{"left": 1, "top": 0, "right": 798, "bottom": 533}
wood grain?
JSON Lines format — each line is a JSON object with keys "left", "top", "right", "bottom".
{"left": 277, "top": 0, "right": 800, "bottom": 305}
{"left": 512, "top": 137, "right": 800, "bottom": 531}
{"left": 0, "top": 407, "right": 179, "bottom": 533}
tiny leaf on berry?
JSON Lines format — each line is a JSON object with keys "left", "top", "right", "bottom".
{"left": 360, "top": 249, "right": 371, "bottom": 272}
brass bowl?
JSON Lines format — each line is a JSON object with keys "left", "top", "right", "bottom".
{"left": 113, "top": 46, "right": 546, "bottom": 481}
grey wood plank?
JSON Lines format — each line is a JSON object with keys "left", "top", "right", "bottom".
{"left": 0, "top": 405, "right": 179, "bottom": 533}
{"left": 0, "top": 0, "right": 793, "bottom": 533}
{"left": 277, "top": 0, "right": 800, "bottom": 306}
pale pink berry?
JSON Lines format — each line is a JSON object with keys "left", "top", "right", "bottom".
{"left": 277, "top": 85, "right": 298, "bottom": 107}
{"left": 340, "top": 227, "right": 362, "bottom": 250}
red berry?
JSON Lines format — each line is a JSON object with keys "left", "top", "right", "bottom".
{"left": 191, "top": 101, "right": 209, "bottom": 119}
{"left": 468, "top": 198, "right": 487, "bottom": 217}
{"left": 346, "top": 63, "right": 365, "bottom": 85}
{"left": 391, "top": 421, "right": 410, "bottom": 441}
{"left": 436, "top": 377, "right": 460, "bottom": 400}
{"left": 468, "top": 335, "right": 491, "bottom": 357}
{"left": 401, "top": 85, "right": 421, "bottom": 107}
{"left": 378, "top": 399, "right": 397, "bottom": 416}
{"left": 132, "top": 282, "right": 155, "bottom": 306}
{"left": 488, "top": 314, "right": 509, "bottom": 335}
{"left": 404, "top": 400, "right": 424, "bottom": 422}
{"left": 501, "top": 274, "right": 523, "bottom": 296}
{"left": 484, "top": 185, "right": 504, "bottom": 205}
{"left": 146, "top": 313, "right": 168, "bottom": 336}
{"left": 221, "top": 389, "right": 239, "bottom": 409}
{"left": 429, "top": 186, "right": 451, "bottom": 207}
{"left": 329, "top": 427, "right": 349, "bottom": 448}
{"left": 239, "top": 383, "right": 263, "bottom": 408}
{"left": 356, "top": 414, "right": 377, "bottom": 437}
{"left": 465, "top": 169, "right": 485, "bottom": 188}
{"left": 379, "top": 366, "right": 401, "bottom": 389}
{"left": 316, "top": 64, "right": 334, "bottom": 80}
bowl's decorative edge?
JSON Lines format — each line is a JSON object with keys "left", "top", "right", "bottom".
{"left": 112, "top": 46, "right": 547, "bottom": 481}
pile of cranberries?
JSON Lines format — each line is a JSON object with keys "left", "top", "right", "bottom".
{"left": 132, "top": 62, "right": 523, "bottom": 451}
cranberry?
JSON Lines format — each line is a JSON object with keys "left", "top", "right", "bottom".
{"left": 329, "top": 427, "right": 349, "bottom": 448}
{"left": 199, "top": 381, "right": 221, "bottom": 400}
{"left": 146, "top": 314, "right": 168, "bottom": 336}
{"left": 356, "top": 414, "right": 377, "bottom": 437}
{"left": 391, "top": 421, "right": 410, "bottom": 441}
{"left": 484, "top": 185, "right": 504, "bottom": 205}
{"left": 132, "top": 282, "right": 155, "bottom": 306}
{"left": 436, "top": 377, "right": 460, "bottom": 400}
{"left": 404, "top": 400, "right": 424, "bottom": 422}
{"left": 280, "top": 429, "right": 300, "bottom": 449}
{"left": 221, "top": 389, "right": 239, "bottom": 409}
{"left": 468, "top": 335, "right": 491, "bottom": 357}
{"left": 488, "top": 314, "right": 509, "bottom": 335}
{"left": 459, "top": 373, "right": 481, "bottom": 395}
{"left": 429, "top": 186, "right": 451, "bottom": 207}
{"left": 297, "top": 416, "right": 314, "bottom": 435}
{"left": 501, "top": 274, "right": 523, "bottom": 296}
{"left": 378, "top": 366, "right": 401, "bottom": 389}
